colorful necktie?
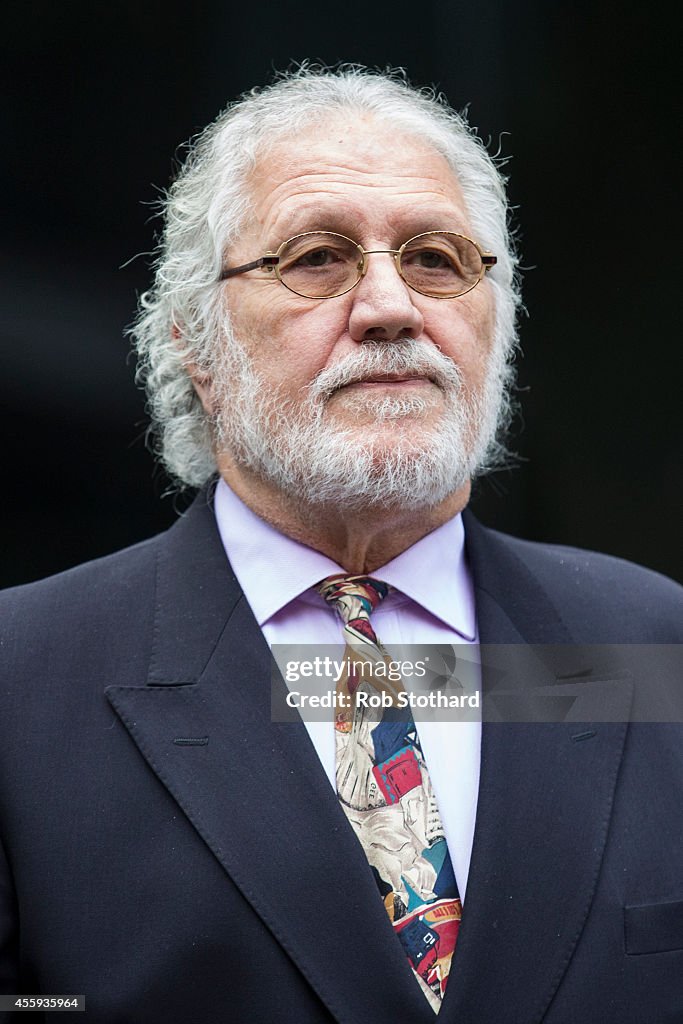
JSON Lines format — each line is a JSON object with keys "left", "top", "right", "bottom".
{"left": 318, "top": 574, "right": 462, "bottom": 1012}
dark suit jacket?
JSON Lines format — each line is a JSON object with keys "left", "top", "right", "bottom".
{"left": 1, "top": 492, "right": 682, "bottom": 1023}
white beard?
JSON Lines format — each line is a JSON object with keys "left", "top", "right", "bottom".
{"left": 211, "top": 327, "right": 510, "bottom": 512}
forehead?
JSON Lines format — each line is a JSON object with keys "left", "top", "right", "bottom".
{"left": 246, "top": 117, "right": 472, "bottom": 242}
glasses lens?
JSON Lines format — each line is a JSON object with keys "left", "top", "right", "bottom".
{"left": 277, "top": 232, "right": 362, "bottom": 298}
{"left": 400, "top": 232, "right": 484, "bottom": 297}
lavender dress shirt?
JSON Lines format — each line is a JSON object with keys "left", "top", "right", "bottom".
{"left": 214, "top": 478, "right": 482, "bottom": 897}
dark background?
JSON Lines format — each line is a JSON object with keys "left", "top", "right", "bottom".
{"left": 3, "top": 1, "right": 681, "bottom": 588}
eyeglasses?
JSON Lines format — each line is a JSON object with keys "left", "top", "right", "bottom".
{"left": 219, "top": 230, "right": 497, "bottom": 300}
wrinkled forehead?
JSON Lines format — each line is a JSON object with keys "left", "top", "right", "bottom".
{"left": 244, "top": 116, "right": 470, "bottom": 239}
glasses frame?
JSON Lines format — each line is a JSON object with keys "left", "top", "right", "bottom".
{"left": 219, "top": 230, "right": 497, "bottom": 300}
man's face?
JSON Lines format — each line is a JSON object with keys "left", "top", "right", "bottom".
{"left": 208, "top": 118, "right": 504, "bottom": 511}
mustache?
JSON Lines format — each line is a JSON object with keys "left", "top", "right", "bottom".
{"left": 307, "top": 339, "right": 463, "bottom": 400}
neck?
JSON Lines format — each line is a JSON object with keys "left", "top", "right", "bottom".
{"left": 215, "top": 458, "right": 470, "bottom": 573}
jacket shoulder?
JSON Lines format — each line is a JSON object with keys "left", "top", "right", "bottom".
{"left": 473, "top": 520, "right": 683, "bottom": 642}
{"left": 0, "top": 533, "right": 162, "bottom": 673}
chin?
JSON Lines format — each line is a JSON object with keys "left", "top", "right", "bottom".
{"left": 329, "top": 387, "right": 443, "bottom": 422}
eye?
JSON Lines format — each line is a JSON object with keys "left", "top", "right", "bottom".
{"left": 411, "top": 249, "right": 454, "bottom": 270}
{"left": 403, "top": 246, "right": 461, "bottom": 274}
{"left": 295, "top": 247, "right": 340, "bottom": 269}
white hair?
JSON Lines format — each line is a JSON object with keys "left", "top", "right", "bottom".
{"left": 130, "top": 64, "right": 521, "bottom": 488}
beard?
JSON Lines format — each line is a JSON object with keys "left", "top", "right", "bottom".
{"left": 211, "top": 325, "right": 511, "bottom": 512}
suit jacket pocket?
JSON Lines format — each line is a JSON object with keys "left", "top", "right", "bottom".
{"left": 624, "top": 899, "right": 683, "bottom": 955}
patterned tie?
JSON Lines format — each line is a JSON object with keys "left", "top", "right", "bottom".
{"left": 318, "top": 574, "right": 462, "bottom": 1012}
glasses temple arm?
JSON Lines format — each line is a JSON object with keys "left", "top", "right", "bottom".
{"left": 219, "top": 255, "right": 279, "bottom": 281}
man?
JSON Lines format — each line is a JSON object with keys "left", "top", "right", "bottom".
{"left": 1, "top": 67, "right": 681, "bottom": 1023}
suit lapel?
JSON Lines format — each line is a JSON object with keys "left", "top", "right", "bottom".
{"left": 438, "top": 514, "right": 632, "bottom": 1023}
{"left": 105, "top": 494, "right": 634, "bottom": 1023}
{"left": 106, "top": 494, "right": 433, "bottom": 1024}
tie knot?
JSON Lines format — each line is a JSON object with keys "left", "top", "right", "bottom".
{"left": 317, "top": 575, "right": 390, "bottom": 630}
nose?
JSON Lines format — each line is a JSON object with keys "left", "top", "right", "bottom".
{"left": 347, "top": 252, "right": 424, "bottom": 343}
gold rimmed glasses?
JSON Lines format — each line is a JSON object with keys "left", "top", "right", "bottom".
{"left": 219, "top": 230, "right": 497, "bottom": 299}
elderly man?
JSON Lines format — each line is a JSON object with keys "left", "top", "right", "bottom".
{"left": 1, "top": 67, "right": 681, "bottom": 1023}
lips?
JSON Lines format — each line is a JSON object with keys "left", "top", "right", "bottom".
{"left": 309, "top": 340, "right": 460, "bottom": 403}
{"left": 343, "top": 374, "right": 434, "bottom": 387}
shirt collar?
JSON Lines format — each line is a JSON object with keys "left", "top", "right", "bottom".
{"left": 214, "top": 478, "right": 476, "bottom": 641}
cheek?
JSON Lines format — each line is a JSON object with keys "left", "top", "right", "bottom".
{"left": 429, "top": 300, "right": 494, "bottom": 384}
{"left": 231, "top": 292, "right": 351, "bottom": 388}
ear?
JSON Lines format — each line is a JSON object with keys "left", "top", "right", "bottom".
{"left": 187, "top": 363, "right": 215, "bottom": 417}
{"left": 172, "top": 323, "right": 215, "bottom": 417}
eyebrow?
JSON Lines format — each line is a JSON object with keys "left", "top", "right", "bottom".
{"left": 269, "top": 209, "right": 355, "bottom": 241}
{"left": 268, "top": 214, "right": 470, "bottom": 246}
{"left": 267, "top": 196, "right": 470, "bottom": 244}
